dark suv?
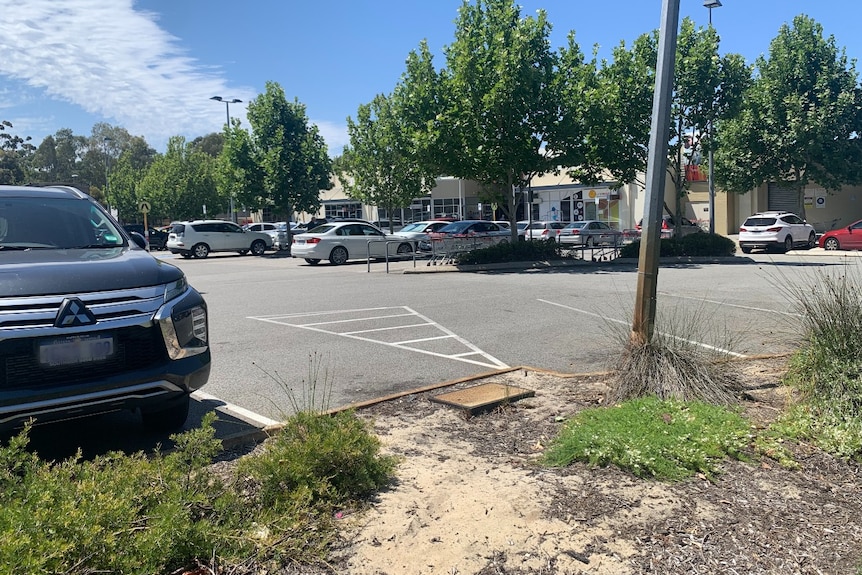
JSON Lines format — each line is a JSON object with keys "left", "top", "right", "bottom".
{"left": 0, "top": 185, "right": 211, "bottom": 431}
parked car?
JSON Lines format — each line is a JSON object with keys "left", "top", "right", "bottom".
{"left": 524, "top": 221, "right": 569, "bottom": 242}
{"left": 396, "top": 220, "right": 453, "bottom": 241}
{"left": 738, "top": 211, "right": 816, "bottom": 253}
{"left": 243, "top": 222, "right": 279, "bottom": 236}
{"left": 558, "top": 220, "right": 623, "bottom": 246}
{"left": 167, "top": 220, "right": 273, "bottom": 258}
{"left": 818, "top": 219, "right": 862, "bottom": 251}
{"left": 291, "top": 221, "right": 415, "bottom": 265}
{"left": 516, "top": 220, "right": 530, "bottom": 241}
{"left": 272, "top": 221, "right": 302, "bottom": 251}
{"left": 123, "top": 224, "right": 168, "bottom": 250}
{"left": 419, "top": 220, "right": 510, "bottom": 251}
{"left": 0, "top": 184, "right": 210, "bottom": 431}
{"left": 636, "top": 215, "right": 702, "bottom": 238}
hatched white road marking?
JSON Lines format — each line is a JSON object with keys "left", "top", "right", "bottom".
{"left": 250, "top": 306, "right": 509, "bottom": 369}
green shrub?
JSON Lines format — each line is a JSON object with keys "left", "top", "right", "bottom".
{"left": 619, "top": 233, "right": 736, "bottom": 258}
{"left": 776, "top": 266, "right": 862, "bottom": 459}
{"left": 238, "top": 410, "right": 397, "bottom": 510}
{"left": 0, "top": 408, "right": 398, "bottom": 573}
{"left": 543, "top": 396, "right": 752, "bottom": 481}
{"left": 455, "top": 238, "right": 562, "bottom": 265}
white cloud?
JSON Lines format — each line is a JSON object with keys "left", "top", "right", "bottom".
{"left": 0, "top": 0, "right": 252, "bottom": 144}
{"left": 312, "top": 119, "right": 349, "bottom": 158}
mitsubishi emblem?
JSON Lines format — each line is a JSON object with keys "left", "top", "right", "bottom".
{"left": 55, "top": 298, "right": 97, "bottom": 327}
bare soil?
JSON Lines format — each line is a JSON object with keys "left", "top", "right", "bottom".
{"left": 320, "top": 356, "right": 862, "bottom": 575}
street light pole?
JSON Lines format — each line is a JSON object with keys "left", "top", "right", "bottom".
{"left": 211, "top": 96, "right": 242, "bottom": 223}
{"left": 704, "top": 0, "right": 721, "bottom": 235}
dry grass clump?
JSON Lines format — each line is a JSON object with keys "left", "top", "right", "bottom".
{"left": 609, "top": 336, "right": 743, "bottom": 405}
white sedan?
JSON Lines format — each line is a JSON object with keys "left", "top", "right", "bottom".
{"left": 291, "top": 221, "right": 416, "bottom": 265}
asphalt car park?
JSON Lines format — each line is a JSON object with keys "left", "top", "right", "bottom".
{"left": 33, "top": 246, "right": 860, "bottom": 456}
{"left": 156, "top": 248, "right": 855, "bottom": 427}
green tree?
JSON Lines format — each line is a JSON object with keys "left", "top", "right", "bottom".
{"left": 138, "top": 137, "right": 222, "bottom": 222}
{"left": 423, "top": 0, "right": 559, "bottom": 240}
{"left": 190, "top": 133, "right": 225, "bottom": 158}
{"left": 0, "top": 120, "right": 34, "bottom": 184}
{"left": 228, "top": 81, "right": 332, "bottom": 224}
{"left": 715, "top": 15, "right": 862, "bottom": 216}
{"left": 340, "top": 92, "right": 436, "bottom": 231}
{"left": 28, "top": 128, "right": 85, "bottom": 184}
{"left": 107, "top": 137, "right": 158, "bottom": 222}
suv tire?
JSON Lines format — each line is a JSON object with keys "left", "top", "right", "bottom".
{"left": 251, "top": 239, "right": 267, "bottom": 256}
{"left": 142, "top": 395, "right": 191, "bottom": 432}
{"left": 193, "top": 243, "right": 210, "bottom": 258}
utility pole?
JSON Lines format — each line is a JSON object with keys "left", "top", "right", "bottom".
{"left": 632, "top": 0, "right": 681, "bottom": 346}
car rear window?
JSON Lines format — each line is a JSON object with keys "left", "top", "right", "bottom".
{"left": 171, "top": 224, "right": 186, "bottom": 234}
{"left": 744, "top": 217, "right": 777, "bottom": 226}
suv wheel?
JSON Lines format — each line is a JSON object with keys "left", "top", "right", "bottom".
{"left": 783, "top": 236, "right": 793, "bottom": 253}
{"left": 807, "top": 232, "right": 816, "bottom": 249}
{"left": 142, "top": 395, "right": 190, "bottom": 432}
{"left": 193, "top": 243, "right": 210, "bottom": 258}
{"left": 251, "top": 240, "right": 267, "bottom": 256}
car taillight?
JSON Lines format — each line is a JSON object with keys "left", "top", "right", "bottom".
{"left": 766, "top": 226, "right": 782, "bottom": 232}
{"left": 541, "top": 229, "right": 549, "bottom": 236}
{"left": 661, "top": 220, "right": 669, "bottom": 229}
{"left": 739, "top": 227, "right": 747, "bottom": 232}
{"left": 571, "top": 230, "right": 580, "bottom": 235}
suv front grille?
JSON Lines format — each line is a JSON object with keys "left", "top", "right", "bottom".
{"left": 2, "top": 326, "right": 168, "bottom": 390}
{"left": 0, "top": 286, "right": 170, "bottom": 391}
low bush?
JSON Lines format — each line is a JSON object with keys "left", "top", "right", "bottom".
{"left": 0, "top": 409, "right": 398, "bottom": 573}
{"left": 454, "top": 238, "right": 562, "bottom": 265}
{"left": 619, "top": 233, "right": 736, "bottom": 258}
{"left": 543, "top": 396, "right": 752, "bottom": 481}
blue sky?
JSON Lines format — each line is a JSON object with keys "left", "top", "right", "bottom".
{"left": 1, "top": 0, "right": 859, "bottom": 157}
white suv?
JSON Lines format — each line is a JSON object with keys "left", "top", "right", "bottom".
{"left": 738, "top": 211, "right": 816, "bottom": 254}
{"left": 167, "top": 220, "right": 273, "bottom": 258}
{"left": 524, "top": 221, "right": 569, "bottom": 242}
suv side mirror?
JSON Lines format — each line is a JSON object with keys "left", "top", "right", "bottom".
{"left": 129, "top": 231, "right": 148, "bottom": 249}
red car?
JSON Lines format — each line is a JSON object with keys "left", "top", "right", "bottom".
{"left": 818, "top": 220, "right": 862, "bottom": 251}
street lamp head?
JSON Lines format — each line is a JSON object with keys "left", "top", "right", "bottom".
{"left": 703, "top": 0, "right": 722, "bottom": 8}
{"left": 210, "top": 95, "right": 224, "bottom": 102}
{"left": 228, "top": 98, "right": 242, "bottom": 104}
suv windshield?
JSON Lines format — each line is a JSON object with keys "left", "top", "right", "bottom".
{"left": 0, "top": 197, "right": 124, "bottom": 249}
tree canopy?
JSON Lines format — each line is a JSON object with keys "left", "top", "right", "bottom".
{"left": 715, "top": 14, "right": 862, "bottom": 212}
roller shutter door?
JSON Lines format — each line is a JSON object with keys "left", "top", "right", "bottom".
{"left": 768, "top": 183, "right": 801, "bottom": 214}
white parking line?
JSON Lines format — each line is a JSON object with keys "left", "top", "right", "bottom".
{"left": 537, "top": 299, "right": 747, "bottom": 358}
{"left": 192, "top": 390, "right": 281, "bottom": 428}
{"left": 657, "top": 292, "right": 802, "bottom": 318}
{"left": 250, "top": 306, "right": 509, "bottom": 369}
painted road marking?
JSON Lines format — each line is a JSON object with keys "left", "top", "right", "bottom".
{"left": 537, "top": 299, "right": 748, "bottom": 358}
{"left": 250, "top": 306, "right": 509, "bottom": 369}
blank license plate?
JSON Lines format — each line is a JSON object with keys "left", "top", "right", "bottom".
{"left": 39, "top": 335, "right": 115, "bottom": 367}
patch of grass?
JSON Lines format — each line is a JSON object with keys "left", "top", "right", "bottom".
{"left": 543, "top": 396, "right": 752, "bottom": 481}
{"left": 454, "top": 238, "right": 563, "bottom": 265}
{"left": 619, "top": 233, "right": 736, "bottom": 258}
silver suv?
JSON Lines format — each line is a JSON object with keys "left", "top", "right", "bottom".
{"left": 167, "top": 220, "right": 273, "bottom": 258}
{"left": 738, "top": 211, "right": 816, "bottom": 254}
{"left": 0, "top": 185, "right": 210, "bottom": 431}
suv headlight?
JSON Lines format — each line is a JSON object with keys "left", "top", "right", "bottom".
{"left": 164, "top": 276, "right": 188, "bottom": 303}
{"left": 156, "top": 285, "right": 209, "bottom": 360}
